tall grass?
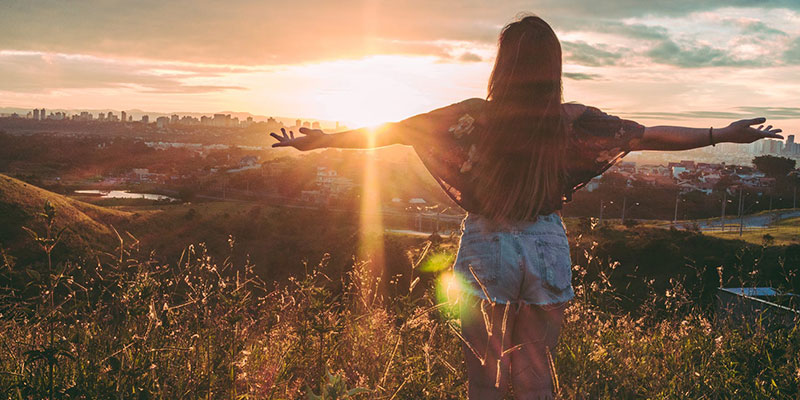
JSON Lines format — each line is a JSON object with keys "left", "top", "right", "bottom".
{"left": 0, "top": 207, "right": 798, "bottom": 398}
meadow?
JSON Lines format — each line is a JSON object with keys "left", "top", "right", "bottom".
{"left": 1, "top": 199, "right": 799, "bottom": 399}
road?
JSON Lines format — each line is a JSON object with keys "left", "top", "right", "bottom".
{"left": 673, "top": 209, "right": 800, "bottom": 231}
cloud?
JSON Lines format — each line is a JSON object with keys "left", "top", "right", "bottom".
{"left": 627, "top": 107, "right": 800, "bottom": 121}
{"left": 564, "top": 72, "right": 601, "bottom": 80}
{"left": 2, "top": 0, "right": 799, "bottom": 66}
{"left": 0, "top": 51, "right": 249, "bottom": 93}
{"left": 539, "top": 0, "right": 800, "bottom": 20}
{"left": 737, "top": 20, "right": 788, "bottom": 37}
{"left": 458, "top": 52, "right": 483, "bottom": 62}
{"left": 784, "top": 37, "right": 800, "bottom": 64}
{"left": 559, "top": 19, "right": 670, "bottom": 41}
{"left": 736, "top": 106, "right": 800, "bottom": 119}
{"left": 562, "top": 41, "right": 625, "bottom": 67}
{"left": 645, "top": 38, "right": 765, "bottom": 68}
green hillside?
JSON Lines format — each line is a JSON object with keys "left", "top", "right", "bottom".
{"left": 0, "top": 174, "right": 130, "bottom": 262}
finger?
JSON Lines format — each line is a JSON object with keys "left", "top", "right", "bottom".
{"left": 763, "top": 125, "right": 772, "bottom": 131}
{"left": 281, "top": 127, "right": 289, "bottom": 139}
{"left": 270, "top": 132, "right": 284, "bottom": 142}
{"left": 299, "top": 127, "right": 310, "bottom": 135}
{"left": 290, "top": 130, "right": 295, "bottom": 139}
{"left": 272, "top": 142, "right": 289, "bottom": 148}
{"left": 747, "top": 117, "right": 767, "bottom": 125}
{"left": 758, "top": 125, "right": 764, "bottom": 130}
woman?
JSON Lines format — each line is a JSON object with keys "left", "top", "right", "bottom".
{"left": 271, "top": 15, "right": 782, "bottom": 399}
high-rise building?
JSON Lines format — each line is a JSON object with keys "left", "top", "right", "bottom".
{"left": 311, "top": 121, "right": 321, "bottom": 129}
{"left": 40, "top": 108, "right": 45, "bottom": 119}
{"left": 296, "top": 119, "right": 302, "bottom": 127}
{"left": 121, "top": 111, "right": 127, "bottom": 123}
{"left": 171, "top": 114, "right": 179, "bottom": 125}
{"left": 302, "top": 121, "right": 311, "bottom": 129}
{"left": 141, "top": 115, "right": 149, "bottom": 124}
{"left": 33, "top": 109, "right": 40, "bottom": 120}
{"left": 156, "top": 116, "right": 170, "bottom": 129}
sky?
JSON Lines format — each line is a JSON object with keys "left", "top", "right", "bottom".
{"left": 0, "top": 0, "right": 798, "bottom": 131}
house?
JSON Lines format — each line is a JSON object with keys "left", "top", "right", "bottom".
{"left": 239, "top": 155, "right": 259, "bottom": 167}
{"left": 315, "top": 167, "right": 355, "bottom": 195}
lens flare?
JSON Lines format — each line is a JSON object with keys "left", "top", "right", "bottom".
{"left": 435, "top": 270, "right": 464, "bottom": 320}
{"left": 419, "top": 252, "right": 455, "bottom": 273}
{"left": 357, "top": 127, "right": 386, "bottom": 277}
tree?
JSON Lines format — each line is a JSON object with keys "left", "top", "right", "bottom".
{"left": 752, "top": 155, "right": 796, "bottom": 179}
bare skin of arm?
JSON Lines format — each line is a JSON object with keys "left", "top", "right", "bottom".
{"left": 630, "top": 117, "right": 783, "bottom": 151}
{"left": 270, "top": 123, "right": 410, "bottom": 151}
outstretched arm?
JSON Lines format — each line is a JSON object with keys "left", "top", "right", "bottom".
{"left": 631, "top": 117, "right": 783, "bottom": 151}
{"left": 270, "top": 122, "right": 412, "bottom": 151}
{"left": 269, "top": 99, "right": 479, "bottom": 151}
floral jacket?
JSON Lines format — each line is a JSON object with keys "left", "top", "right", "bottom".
{"left": 397, "top": 98, "right": 645, "bottom": 216}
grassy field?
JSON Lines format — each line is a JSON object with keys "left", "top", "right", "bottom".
{"left": 1, "top": 219, "right": 798, "bottom": 398}
{"left": 1, "top": 177, "right": 799, "bottom": 397}
{"left": 706, "top": 217, "right": 800, "bottom": 246}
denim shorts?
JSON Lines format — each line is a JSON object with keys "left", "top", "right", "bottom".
{"left": 453, "top": 212, "right": 575, "bottom": 305}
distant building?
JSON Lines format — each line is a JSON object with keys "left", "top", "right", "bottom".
{"left": 33, "top": 109, "right": 40, "bottom": 120}
{"left": 121, "top": 111, "right": 127, "bottom": 122}
{"left": 750, "top": 139, "right": 784, "bottom": 155}
{"left": 302, "top": 121, "right": 311, "bottom": 129}
{"left": 239, "top": 155, "right": 259, "bottom": 167}
{"left": 171, "top": 114, "right": 179, "bottom": 124}
{"left": 315, "top": 167, "right": 355, "bottom": 197}
{"left": 311, "top": 121, "right": 321, "bottom": 129}
{"left": 784, "top": 135, "right": 799, "bottom": 156}
{"left": 141, "top": 115, "right": 149, "bottom": 124}
{"left": 40, "top": 108, "right": 45, "bottom": 119}
{"left": 156, "top": 116, "right": 170, "bottom": 129}
{"left": 296, "top": 119, "right": 302, "bottom": 127}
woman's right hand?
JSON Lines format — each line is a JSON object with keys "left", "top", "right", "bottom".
{"left": 718, "top": 118, "right": 783, "bottom": 144}
{"left": 270, "top": 127, "right": 327, "bottom": 151}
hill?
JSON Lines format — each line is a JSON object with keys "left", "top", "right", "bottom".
{"left": 0, "top": 174, "right": 130, "bottom": 262}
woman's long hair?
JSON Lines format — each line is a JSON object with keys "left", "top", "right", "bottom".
{"left": 473, "top": 15, "right": 567, "bottom": 221}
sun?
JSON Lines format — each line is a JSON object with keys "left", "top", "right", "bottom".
{"left": 308, "top": 56, "right": 438, "bottom": 128}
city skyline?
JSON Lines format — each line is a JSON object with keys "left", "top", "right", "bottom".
{"left": 0, "top": 1, "right": 798, "bottom": 131}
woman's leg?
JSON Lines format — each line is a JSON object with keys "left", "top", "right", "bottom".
{"left": 459, "top": 294, "right": 515, "bottom": 399}
{"left": 509, "top": 302, "right": 567, "bottom": 400}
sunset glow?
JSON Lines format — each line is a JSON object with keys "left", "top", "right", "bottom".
{"left": 1, "top": 2, "right": 798, "bottom": 131}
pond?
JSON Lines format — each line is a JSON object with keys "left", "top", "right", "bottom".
{"left": 74, "top": 189, "right": 178, "bottom": 202}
